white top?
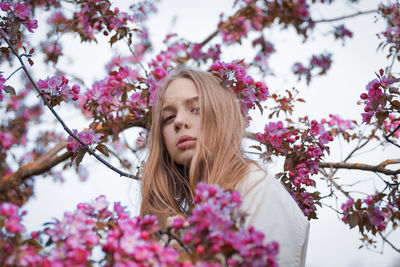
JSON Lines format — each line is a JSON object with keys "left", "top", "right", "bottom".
{"left": 236, "top": 164, "right": 309, "bottom": 267}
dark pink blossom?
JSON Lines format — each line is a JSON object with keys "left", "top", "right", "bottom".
{"left": 66, "top": 129, "right": 103, "bottom": 152}
{"left": 37, "top": 76, "right": 80, "bottom": 105}
{"left": 0, "top": 2, "right": 11, "bottom": 12}
{"left": 211, "top": 60, "right": 269, "bottom": 119}
{"left": 13, "top": 3, "right": 30, "bottom": 20}
{"left": 358, "top": 70, "right": 398, "bottom": 124}
{"left": 333, "top": 25, "right": 353, "bottom": 41}
{"left": 383, "top": 114, "right": 400, "bottom": 138}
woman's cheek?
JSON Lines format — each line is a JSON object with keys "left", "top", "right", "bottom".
{"left": 162, "top": 128, "right": 175, "bottom": 154}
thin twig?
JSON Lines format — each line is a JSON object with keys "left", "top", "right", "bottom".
{"left": 378, "top": 232, "right": 400, "bottom": 253}
{"left": 386, "top": 124, "right": 400, "bottom": 139}
{"left": 0, "top": 30, "right": 138, "bottom": 180}
{"left": 388, "top": 50, "right": 399, "bottom": 75}
{"left": 5, "top": 66, "right": 23, "bottom": 81}
{"left": 200, "top": 29, "right": 219, "bottom": 47}
{"left": 344, "top": 137, "right": 372, "bottom": 163}
{"left": 313, "top": 10, "right": 377, "bottom": 23}
{"left": 158, "top": 227, "right": 191, "bottom": 253}
{"left": 320, "top": 168, "right": 352, "bottom": 199}
{"left": 125, "top": 40, "right": 148, "bottom": 77}
{"left": 384, "top": 135, "right": 400, "bottom": 149}
{"left": 320, "top": 202, "right": 342, "bottom": 214}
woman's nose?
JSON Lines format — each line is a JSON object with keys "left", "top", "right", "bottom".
{"left": 174, "top": 111, "right": 190, "bottom": 131}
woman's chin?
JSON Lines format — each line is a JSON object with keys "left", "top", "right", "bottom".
{"left": 174, "top": 152, "right": 194, "bottom": 167}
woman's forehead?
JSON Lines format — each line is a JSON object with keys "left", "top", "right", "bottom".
{"left": 162, "top": 78, "right": 199, "bottom": 104}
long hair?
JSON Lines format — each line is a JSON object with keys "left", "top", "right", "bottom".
{"left": 140, "top": 68, "right": 252, "bottom": 227}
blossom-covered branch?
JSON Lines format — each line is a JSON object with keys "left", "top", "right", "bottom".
{"left": 0, "top": 30, "right": 138, "bottom": 180}
{"left": 319, "top": 161, "right": 400, "bottom": 176}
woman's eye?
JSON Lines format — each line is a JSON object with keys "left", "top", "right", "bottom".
{"left": 163, "top": 115, "right": 175, "bottom": 124}
{"left": 192, "top": 106, "right": 200, "bottom": 113}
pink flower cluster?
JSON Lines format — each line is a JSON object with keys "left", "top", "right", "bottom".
{"left": 0, "top": 202, "right": 25, "bottom": 234}
{"left": 383, "top": 114, "right": 400, "bottom": 138}
{"left": 185, "top": 42, "right": 222, "bottom": 63}
{"left": 341, "top": 195, "right": 392, "bottom": 233}
{"left": 340, "top": 198, "right": 355, "bottom": 224}
{"left": 255, "top": 121, "right": 299, "bottom": 153}
{"left": 255, "top": 118, "right": 333, "bottom": 217}
{"left": 37, "top": 76, "right": 80, "bottom": 106}
{"left": 310, "top": 53, "right": 332, "bottom": 74}
{"left": 40, "top": 41, "right": 63, "bottom": 63}
{"left": 290, "top": 188, "right": 317, "bottom": 218}
{"left": 0, "top": 2, "right": 38, "bottom": 33}
{"left": 206, "top": 44, "right": 221, "bottom": 61}
{"left": 0, "top": 202, "right": 42, "bottom": 266}
{"left": 378, "top": 3, "right": 400, "bottom": 50}
{"left": 0, "top": 132, "right": 14, "bottom": 151}
{"left": 83, "top": 66, "right": 141, "bottom": 118}
{"left": 252, "top": 37, "right": 275, "bottom": 70}
{"left": 333, "top": 25, "right": 353, "bottom": 41}
{"left": 219, "top": 16, "right": 250, "bottom": 44}
{"left": 130, "top": 1, "right": 158, "bottom": 23}
{"left": 293, "top": 53, "right": 332, "bottom": 84}
{"left": 211, "top": 60, "right": 269, "bottom": 119}
{"left": 322, "top": 114, "right": 356, "bottom": 131}
{"left": 231, "top": 0, "right": 316, "bottom": 42}
{"left": 66, "top": 129, "right": 103, "bottom": 153}
{"left": 146, "top": 41, "right": 187, "bottom": 105}
{"left": 359, "top": 69, "right": 398, "bottom": 124}
{"left": 74, "top": 0, "right": 135, "bottom": 40}
{"left": 0, "top": 183, "right": 280, "bottom": 266}
{"left": 380, "top": 26, "right": 400, "bottom": 49}
{"left": 364, "top": 196, "right": 388, "bottom": 231}
{"left": 0, "top": 196, "right": 178, "bottom": 266}
{"left": 171, "top": 182, "right": 279, "bottom": 266}
{"left": 102, "top": 214, "right": 178, "bottom": 266}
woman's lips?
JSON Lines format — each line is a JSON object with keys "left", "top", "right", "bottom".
{"left": 177, "top": 140, "right": 196, "bottom": 149}
{"left": 177, "top": 136, "right": 196, "bottom": 149}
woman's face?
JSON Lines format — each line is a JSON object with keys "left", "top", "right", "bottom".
{"left": 161, "top": 78, "right": 201, "bottom": 167}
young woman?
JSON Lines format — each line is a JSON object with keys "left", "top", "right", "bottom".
{"left": 140, "top": 68, "right": 309, "bottom": 266}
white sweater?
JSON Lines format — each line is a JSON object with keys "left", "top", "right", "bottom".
{"left": 236, "top": 164, "right": 309, "bottom": 267}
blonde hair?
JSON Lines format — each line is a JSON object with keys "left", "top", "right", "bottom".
{"left": 140, "top": 68, "right": 252, "bottom": 227}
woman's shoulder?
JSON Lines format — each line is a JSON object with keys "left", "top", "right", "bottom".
{"left": 235, "top": 162, "right": 271, "bottom": 197}
{"left": 236, "top": 162, "right": 305, "bottom": 219}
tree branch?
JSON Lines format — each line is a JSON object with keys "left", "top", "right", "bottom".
{"left": 378, "top": 232, "right": 400, "bottom": 253}
{"left": 200, "top": 29, "right": 219, "bottom": 47}
{"left": 319, "top": 161, "right": 400, "bottom": 176}
{"left": 125, "top": 39, "right": 149, "bottom": 77}
{"left": 0, "top": 30, "right": 138, "bottom": 180}
{"left": 386, "top": 123, "right": 400, "bottom": 139}
{"left": 313, "top": 10, "right": 377, "bottom": 23}
{"left": 5, "top": 66, "right": 23, "bottom": 81}
{"left": 384, "top": 134, "right": 400, "bottom": 149}
{"left": 0, "top": 142, "right": 72, "bottom": 193}
{"left": 319, "top": 167, "right": 351, "bottom": 199}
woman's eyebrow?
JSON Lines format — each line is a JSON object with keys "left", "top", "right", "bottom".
{"left": 162, "top": 96, "right": 199, "bottom": 113}
{"left": 184, "top": 96, "right": 199, "bottom": 105}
